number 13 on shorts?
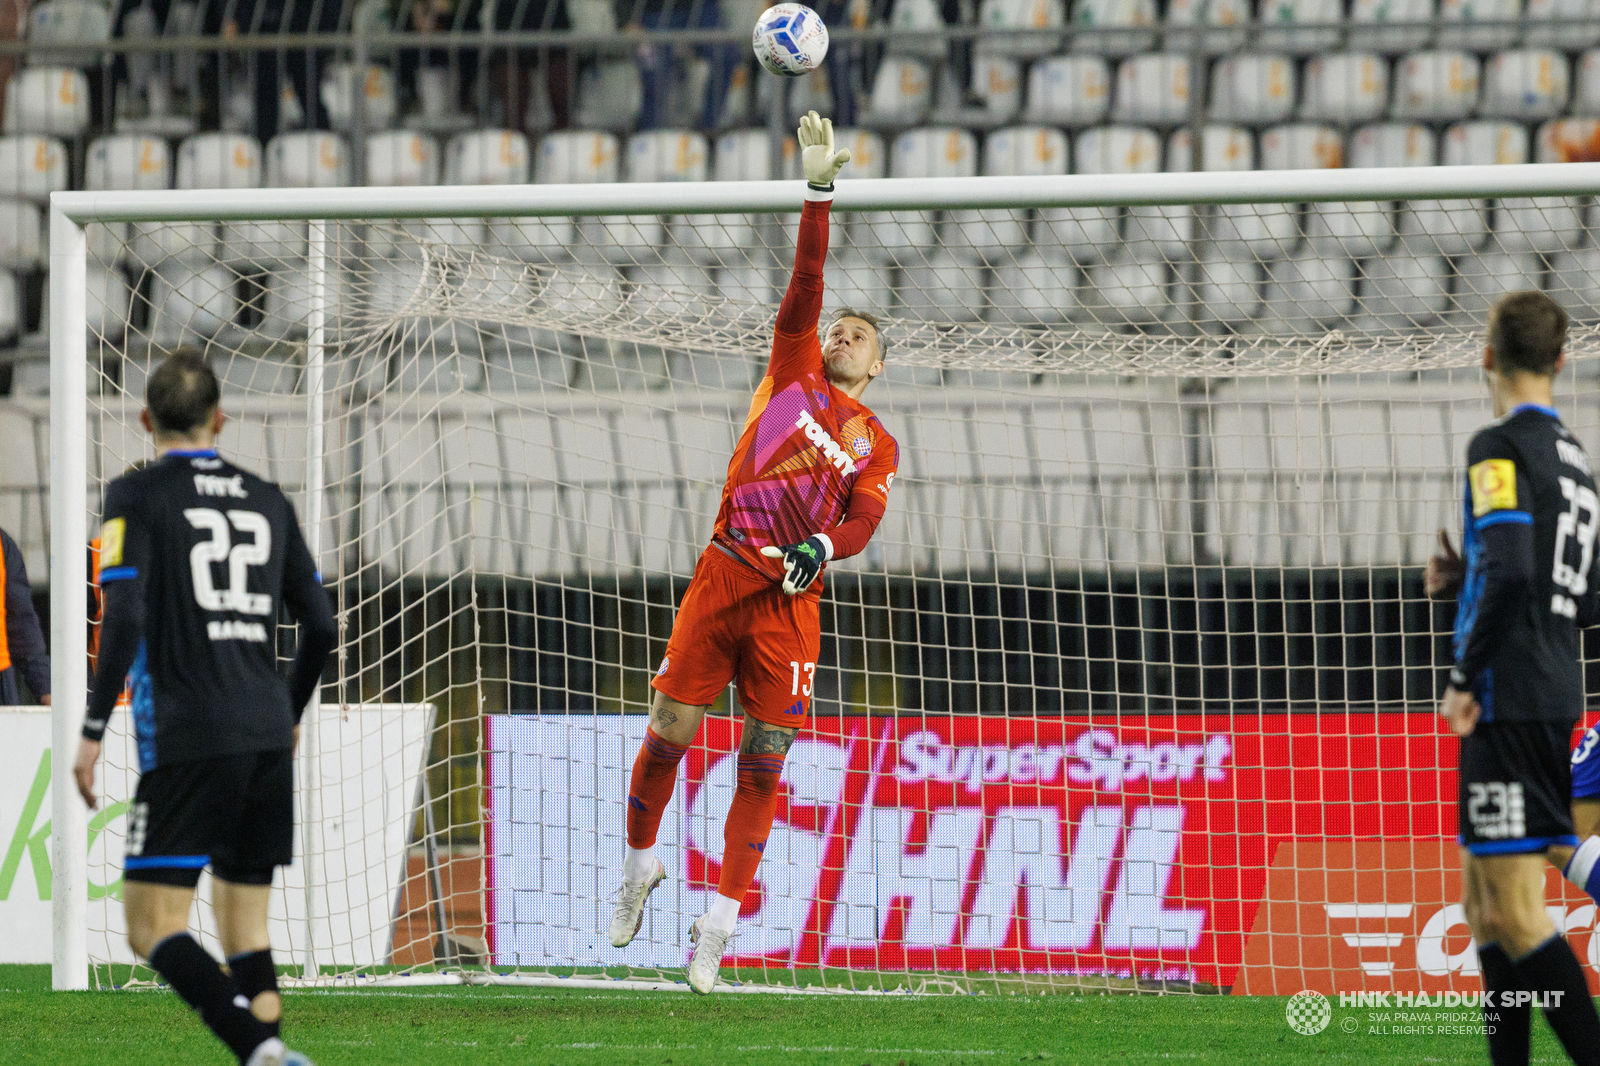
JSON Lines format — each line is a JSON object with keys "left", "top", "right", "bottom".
{"left": 790, "top": 661, "right": 815, "bottom": 696}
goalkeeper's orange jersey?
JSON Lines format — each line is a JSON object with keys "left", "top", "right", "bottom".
{"left": 710, "top": 196, "right": 899, "bottom": 584}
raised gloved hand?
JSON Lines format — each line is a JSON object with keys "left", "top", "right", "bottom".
{"left": 761, "top": 536, "right": 830, "bottom": 595}
{"left": 798, "top": 110, "right": 850, "bottom": 189}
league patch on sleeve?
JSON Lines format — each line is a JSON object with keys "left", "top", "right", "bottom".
{"left": 1469, "top": 458, "right": 1518, "bottom": 517}
{"left": 99, "top": 517, "right": 125, "bottom": 566}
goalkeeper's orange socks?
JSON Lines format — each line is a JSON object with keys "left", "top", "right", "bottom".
{"left": 706, "top": 751, "right": 785, "bottom": 932}
{"left": 625, "top": 728, "right": 688, "bottom": 875}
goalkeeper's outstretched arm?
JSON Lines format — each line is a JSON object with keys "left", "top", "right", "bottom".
{"left": 772, "top": 111, "right": 851, "bottom": 344}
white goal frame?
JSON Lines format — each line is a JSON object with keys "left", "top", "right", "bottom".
{"left": 46, "top": 160, "right": 1600, "bottom": 991}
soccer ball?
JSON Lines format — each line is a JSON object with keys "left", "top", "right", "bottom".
{"left": 752, "top": 3, "right": 829, "bottom": 78}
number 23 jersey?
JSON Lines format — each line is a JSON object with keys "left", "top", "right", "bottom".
{"left": 97, "top": 449, "right": 324, "bottom": 767}
{"left": 1455, "top": 404, "right": 1599, "bottom": 722}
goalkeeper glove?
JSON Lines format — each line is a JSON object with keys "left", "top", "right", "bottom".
{"left": 798, "top": 110, "right": 851, "bottom": 191}
{"left": 761, "top": 536, "right": 830, "bottom": 595}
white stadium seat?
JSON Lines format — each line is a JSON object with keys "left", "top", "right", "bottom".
{"left": 976, "top": 0, "right": 1065, "bottom": 58}
{"left": 1527, "top": 0, "right": 1600, "bottom": 48}
{"left": 1355, "top": 253, "right": 1450, "bottom": 332}
{"left": 674, "top": 129, "right": 774, "bottom": 264}
{"left": 1258, "top": 0, "right": 1343, "bottom": 56}
{"left": 628, "top": 255, "right": 718, "bottom": 321}
{"left": 4, "top": 67, "right": 89, "bottom": 137}
{"left": 1348, "top": 0, "right": 1432, "bottom": 54}
{"left": 1082, "top": 255, "right": 1169, "bottom": 325}
{"left": 1450, "top": 252, "right": 1543, "bottom": 322}
{"left": 498, "top": 129, "right": 614, "bottom": 260}
{"left": 1259, "top": 123, "right": 1343, "bottom": 170}
{"left": 446, "top": 128, "right": 529, "bottom": 185}
{"left": 1023, "top": 54, "right": 1110, "bottom": 126}
{"left": 1039, "top": 124, "right": 1159, "bottom": 262}
{"left": 1551, "top": 246, "right": 1600, "bottom": 320}
{"left": 898, "top": 251, "right": 987, "bottom": 322}
{"left": 260, "top": 259, "right": 348, "bottom": 339}
{"left": 321, "top": 63, "right": 398, "bottom": 132}
{"left": 1438, "top": 0, "right": 1520, "bottom": 52}
{"left": 1260, "top": 254, "right": 1356, "bottom": 333}
{"left": 822, "top": 250, "right": 893, "bottom": 315}
{"left": 147, "top": 262, "right": 236, "bottom": 346}
{"left": 1209, "top": 53, "right": 1296, "bottom": 125}
{"left": 886, "top": 0, "right": 949, "bottom": 61}
{"left": 1572, "top": 50, "right": 1600, "bottom": 115}
{"left": 832, "top": 128, "right": 889, "bottom": 179}
{"left": 870, "top": 127, "right": 976, "bottom": 258}
{"left": 587, "top": 131, "right": 706, "bottom": 264}
{"left": 948, "top": 124, "right": 1067, "bottom": 257}
{"left": 864, "top": 57, "right": 933, "bottom": 126}
{"left": 1069, "top": 0, "right": 1156, "bottom": 58}
{"left": 88, "top": 265, "right": 132, "bottom": 344}
{"left": 572, "top": 59, "right": 643, "bottom": 132}
{"left": 1162, "top": 0, "right": 1248, "bottom": 55}
{"left": 144, "top": 132, "right": 259, "bottom": 265}
{"left": 0, "top": 134, "right": 66, "bottom": 202}
{"left": 85, "top": 134, "right": 167, "bottom": 264}
{"left": 990, "top": 253, "right": 1077, "bottom": 323}
{"left": 1110, "top": 53, "right": 1191, "bottom": 125}
{"left": 968, "top": 55, "right": 1023, "bottom": 122}
{"left": 1306, "top": 125, "right": 1422, "bottom": 256}
{"left": 366, "top": 130, "right": 439, "bottom": 186}
{"left": 0, "top": 198, "right": 43, "bottom": 269}
{"left": 1399, "top": 121, "right": 1516, "bottom": 254}
{"left": 25, "top": 0, "right": 109, "bottom": 68}
{"left": 1350, "top": 120, "right": 1437, "bottom": 168}
{"left": 1488, "top": 119, "right": 1589, "bottom": 253}
{"left": 1390, "top": 50, "right": 1480, "bottom": 122}
{"left": 1480, "top": 50, "right": 1570, "bottom": 120}
{"left": 1126, "top": 124, "right": 1251, "bottom": 257}
{"left": 1191, "top": 257, "right": 1261, "bottom": 328}
{"left": 1299, "top": 53, "right": 1390, "bottom": 124}
{"left": 269, "top": 130, "right": 350, "bottom": 187}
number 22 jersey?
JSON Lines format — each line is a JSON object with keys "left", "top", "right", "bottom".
{"left": 1454, "top": 404, "right": 1599, "bottom": 723}
{"left": 97, "top": 449, "right": 325, "bottom": 768}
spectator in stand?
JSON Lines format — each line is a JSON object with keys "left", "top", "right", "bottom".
{"left": 488, "top": 0, "right": 570, "bottom": 131}
{"left": 0, "top": 527, "right": 49, "bottom": 706}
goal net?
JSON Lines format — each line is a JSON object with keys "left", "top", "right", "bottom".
{"left": 49, "top": 158, "right": 1600, "bottom": 995}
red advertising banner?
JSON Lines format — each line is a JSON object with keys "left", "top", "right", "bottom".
{"left": 675, "top": 713, "right": 1464, "bottom": 988}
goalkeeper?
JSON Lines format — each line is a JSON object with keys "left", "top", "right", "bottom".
{"left": 606, "top": 111, "right": 899, "bottom": 994}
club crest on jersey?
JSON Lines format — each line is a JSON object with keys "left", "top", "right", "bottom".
{"left": 849, "top": 435, "right": 871, "bottom": 458}
{"left": 657, "top": 656, "right": 670, "bottom": 677}
{"left": 794, "top": 410, "right": 859, "bottom": 475}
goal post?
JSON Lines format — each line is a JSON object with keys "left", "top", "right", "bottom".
{"left": 47, "top": 160, "right": 1600, "bottom": 994}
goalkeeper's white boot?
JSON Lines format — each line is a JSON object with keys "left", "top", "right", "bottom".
{"left": 607, "top": 857, "right": 666, "bottom": 948}
{"left": 687, "top": 916, "right": 734, "bottom": 995}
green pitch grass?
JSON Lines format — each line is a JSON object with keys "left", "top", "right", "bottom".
{"left": 0, "top": 964, "right": 1568, "bottom": 1064}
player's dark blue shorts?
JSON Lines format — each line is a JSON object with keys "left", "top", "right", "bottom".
{"left": 1459, "top": 719, "right": 1579, "bottom": 855}
{"left": 124, "top": 749, "right": 294, "bottom": 888}
{"left": 1573, "top": 725, "right": 1600, "bottom": 801}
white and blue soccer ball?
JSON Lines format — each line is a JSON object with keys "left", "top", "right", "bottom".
{"left": 752, "top": 3, "right": 829, "bottom": 78}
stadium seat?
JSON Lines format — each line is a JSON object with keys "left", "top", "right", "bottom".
{"left": 863, "top": 57, "right": 933, "bottom": 127}
{"left": 494, "top": 130, "right": 615, "bottom": 260}
{"left": 824, "top": 128, "right": 888, "bottom": 256}
{"left": 87, "top": 264, "right": 130, "bottom": 344}
{"left": 1125, "top": 124, "right": 1253, "bottom": 258}
{"left": 976, "top": 0, "right": 1066, "bottom": 58}
{"left": 0, "top": 199, "right": 42, "bottom": 269}
{"left": 1190, "top": 257, "right": 1261, "bottom": 328}
{"left": 1539, "top": 116, "right": 1600, "bottom": 162}
{"left": 147, "top": 261, "right": 237, "bottom": 346}
{"left": 1299, "top": 53, "right": 1390, "bottom": 124}
{"left": 1198, "top": 127, "right": 1303, "bottom": 260}
{"left": 1258, "top": 0, "right": 1343, "bottom": 56}
{"left": 947, "top": 124, "right": 1067, "bottom": 257}
{"left": 1348, "top": 0, "right": 1432, "bottom": 54}
{"left": 446, "top": 128, "right": 529, "bottom": 185}
{"left": 588, "top": 130, "right": 705, "bottom": 264}
{"left": 1398, "top": 121, "right": 1508, "bottom": 255}
{"left": 539, "top": 261, "right": 625, "bottom": 322}
{"left": 1391, "top": 51, "right": 1480, "bottom": 123}
{"left": 572, "top": 58, "right": 644, "bottom": 132}
{"left": 1527, "top": 0, "right": 1600, "bottom": 49}
{"left": 1480, "top": 50, "right": 1570, "bottom": 120}
{"left": 1110, "top": 53, "right": 1191, "bottom": 125}
{"left": 84, "top": 133, "right": 168, "bottom": 265}
{"left": 1353, "top": 252, "right": 1449, "bottom": 331}
{"left": 366, "top": 130, "right": 440, "bottom": 186}
{"left": 715, "top": 263, "right": 777, "bottom": 309}
{"left": 230, "top": 131, "right": 349, "bottom": 265}
{"left": 968, "top": 55, "right": 1024, "bottom": 124}
{"left": 1162, "top": 0, "right": 1248, "bottom": 55}
{"left": 1069, "top": 0, "right": 1156, "bottom": 58}
{"left": 1306, "top": 126, "right": 1416, "bottom": 256}
{"left": 1550, "top": 245, "right": 1600, "bottom": 320}
{"left": 25, "top": 0, "right": 109, "bottom": 69}
{"left": 321, "top": 63, "right": 398, "bottom": 132}
{"left": 1039, "top": 124, "right": 1158, "bottom": 262}
{"left": 899, "top": 251, "right": 987, "bottom": 322}
{"left": 139, "top": 132, "right": 259, "bottom": 266}
{"left": 886, "top": 0, "right": 949, "bottom": 61}
{"left": 1438, "top": 0, "right": 1519, "bottom": 51}
{"left": 1449, "top": 251, "right": 1543, "bottom": 322}
{"left": 989, "top": 253, "right": 1078, "bottom": 323}
{"left": 675, "top": 129, "right": 773, "bottom": 265}
{"left": 862, "top": 127, "right": 976, "bottom": 262}
{"left": 260, "top": 259, "right": 348, "bottom": 340}
{"left": 3, "top": 67, "right": 89, "bottom": 137}
{"left": 1081, "top": 255, "right": 1169, "bottom": 325}
{"left": 629, "top": 255, "right": 718, "bottom": 321}
{"left": 1572, "top": 50, "right": 1600, "bottom": 115}
{"left": 822, "top": 250, "right": 893, "bottom": 316}
{"left": 1260, "top": 254, "right": 1356, "bottom": 333}
{"left": 0, "top": 134, "right": 66, "bottom": 203}
{"left": 1023, "top": 54, "right": 1111, "bottom": 127}
{"left": 1209, "top": 54, "right": 1296, "bottom": 125}
{"left": 1259, "top": 122, "right": 1343, "bottom": 169}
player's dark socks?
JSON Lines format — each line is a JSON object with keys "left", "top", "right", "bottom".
{"left": 1515, "top": 934, "right": 1600, "bottom": 1066}
{"left": 227, "top": 949, "right": 281, "bottom": 1039}
{"left": 149, "top": 933, "right": 273, "bottom": 1063}
{"left": 1565, "top": 837, "right": 1600, "bottom": 907}
{"left": 1479, "top": 942, "right": 1533, "bottom": 1066}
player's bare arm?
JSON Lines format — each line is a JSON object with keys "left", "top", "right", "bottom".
{"left": 1425, "top": 529, "right": 1464, "bottom": 599}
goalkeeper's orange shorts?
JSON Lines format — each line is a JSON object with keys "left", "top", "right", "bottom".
{"left": 651, "top": 545, "right": 820, "bottom": 728}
